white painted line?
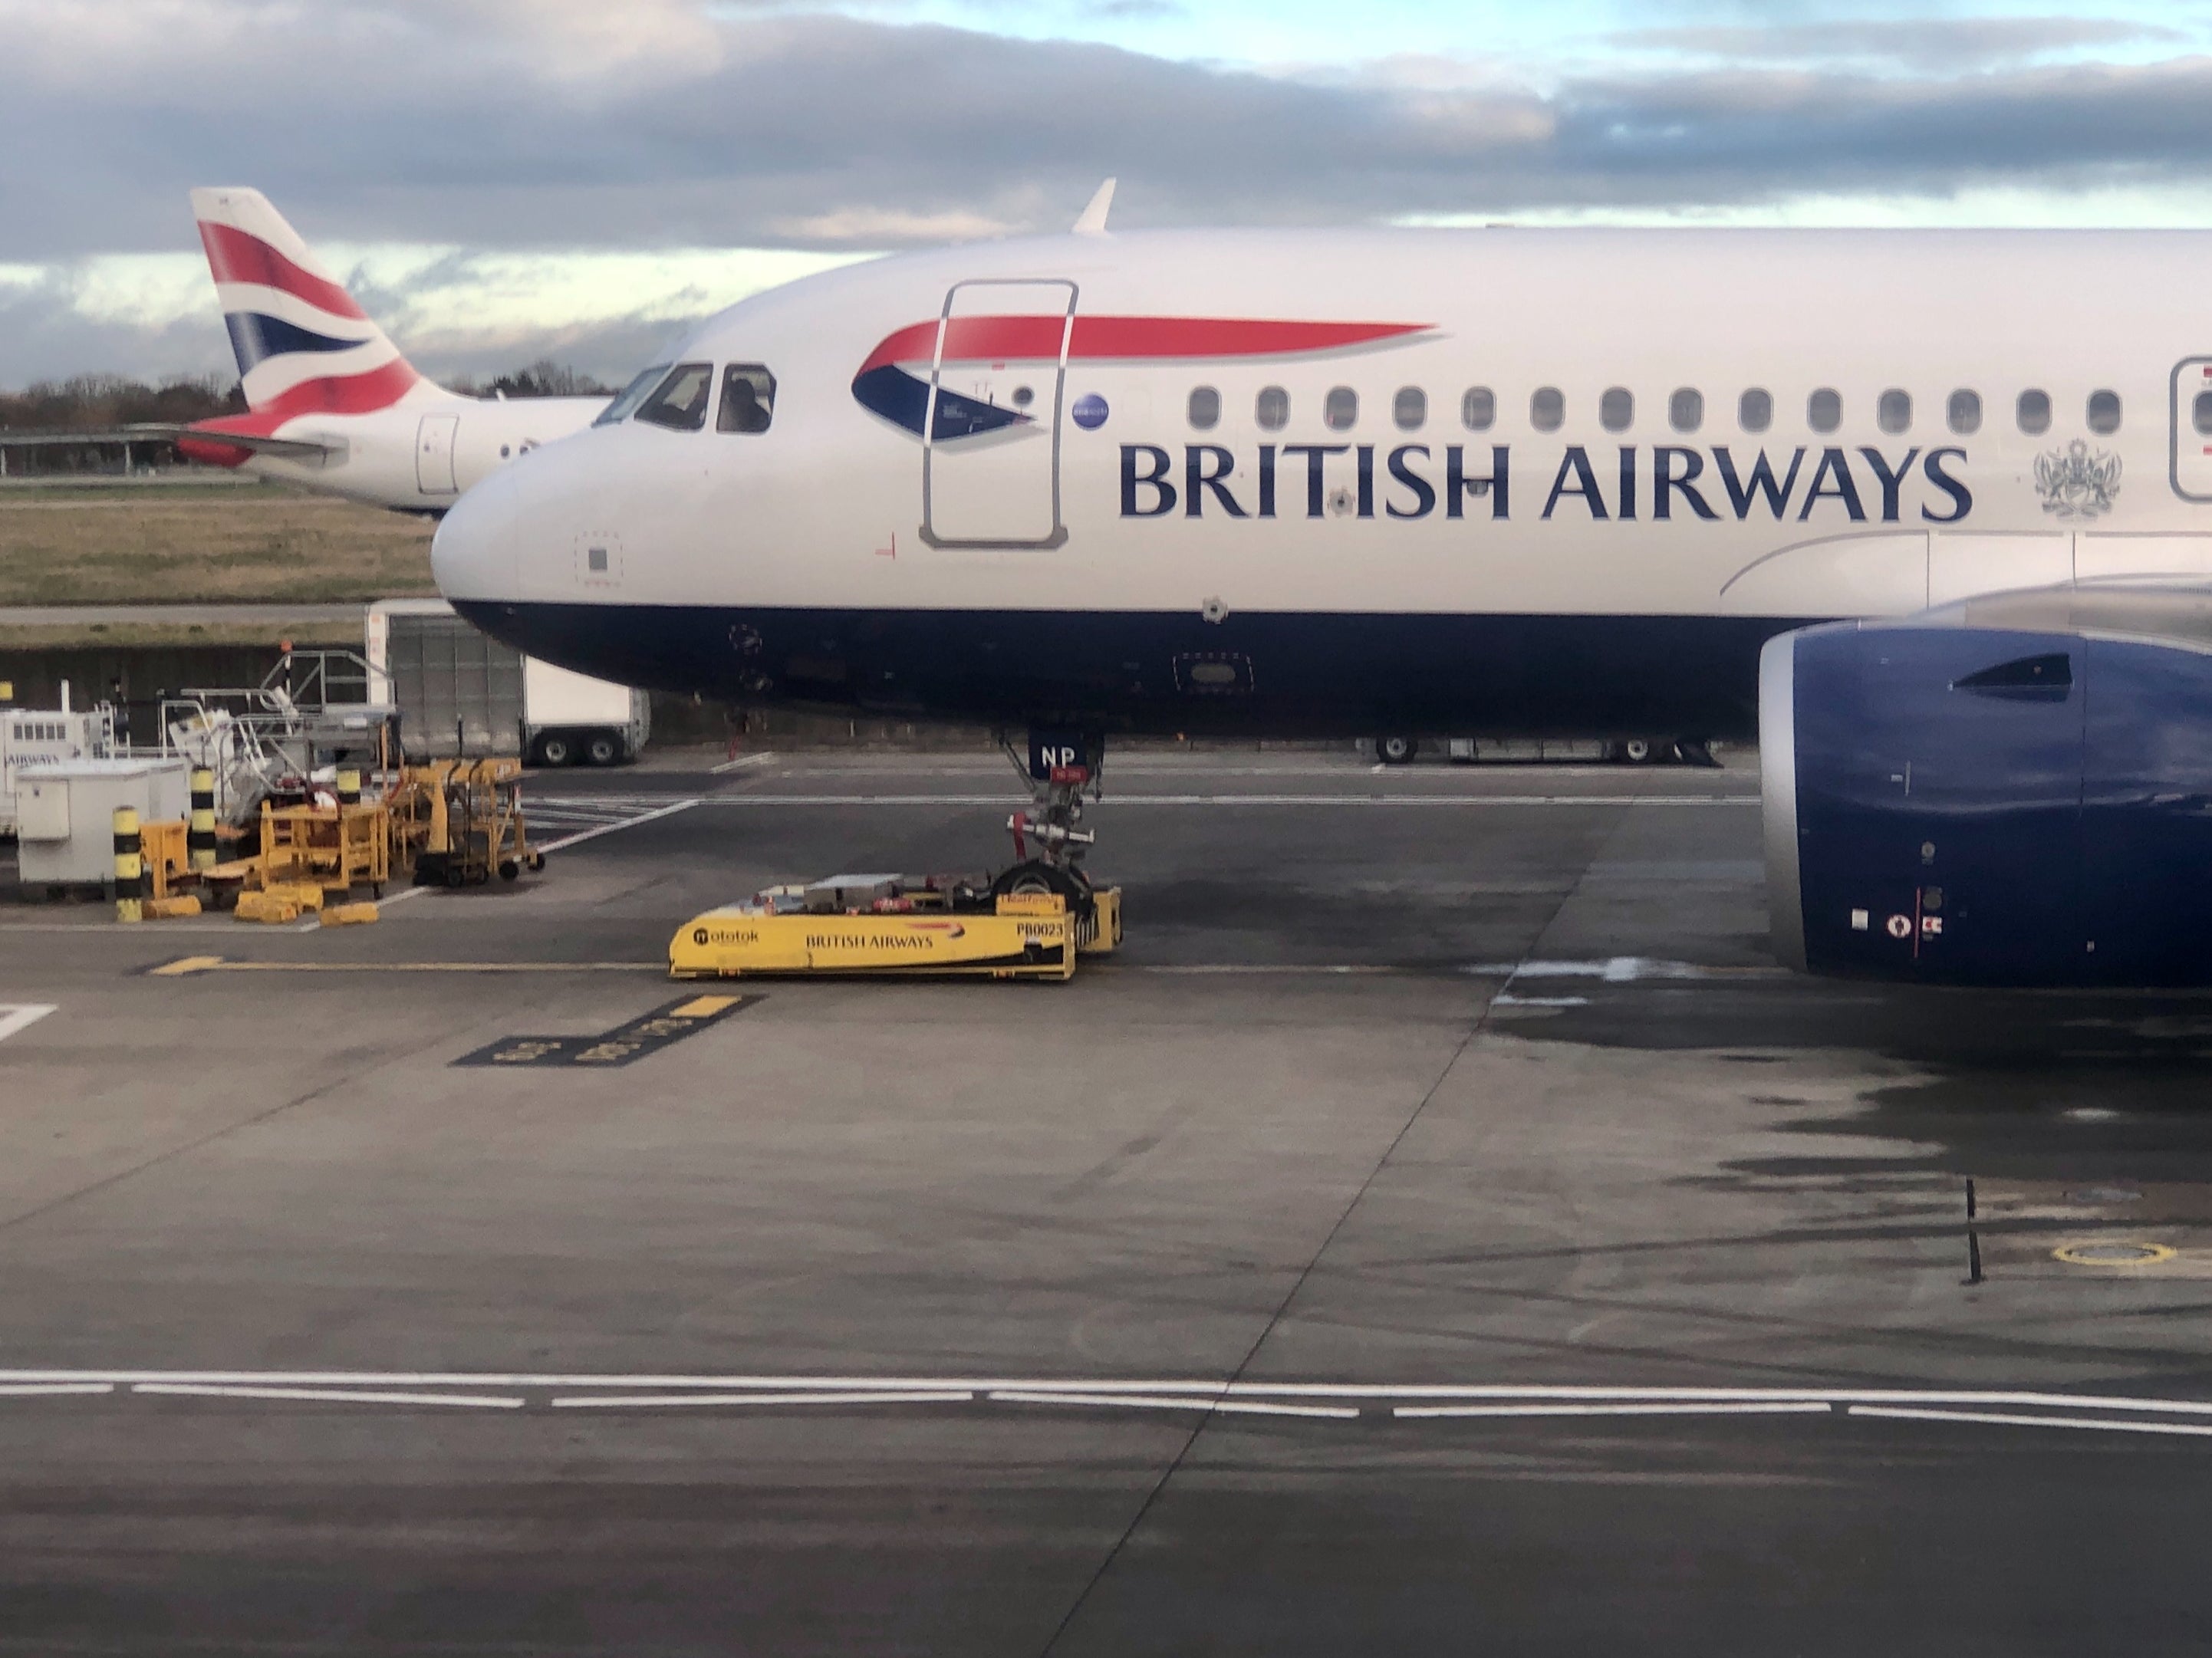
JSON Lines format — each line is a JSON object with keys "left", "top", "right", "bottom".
{"left": 691, "top": 794, "right": 1756, "bottom": 808}
{"left": 551, "top": 1389, "right": 972, "bottom": 1409}
{"left": 710, "top": 750, "right": 778, "bottom": 775}
{"left": 132, "top": 1383, "right": 525, "bottom": 1409}
{"left": 989, "top": 1390, "right": 1358, "bottom": 1419}
{"left": 1491, "top": 995, "right": 1590, "bottom": 1008}
{"left": 0, "top": 1383, "right": 110, "bottom": 1397}
{"left": 536, "top": 797, "right": 702, "bottom": 854}
{"left": 1472, "top": 958, "right": 1726, "bottom": 982}
{"left": 1396, "top": 1401, "right": 1832, "bottom": 1420}
{"left": 1849, "top": 1405, "right": 2212, "bottom": 1439}
{"left": 0, "top": 1004, "right": 56, "bottom": 1044}
{"left": 9, "top": 1373, "right": 2212, "bottom": 1424}
{"left": 1226, "top": 1385, "right": 2212, "bottom": 1415}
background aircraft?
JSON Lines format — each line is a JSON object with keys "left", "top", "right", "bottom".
{"left": 166, "top": 188, "right": 611, "bottom": 513}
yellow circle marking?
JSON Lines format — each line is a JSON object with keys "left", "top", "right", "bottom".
{"left": 2052, "top": 1240, "right": 2177, "bottom": 1268}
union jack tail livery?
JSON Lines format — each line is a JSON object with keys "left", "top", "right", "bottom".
{"left": 190, "top": 186, "right": 448, "bottom": 420}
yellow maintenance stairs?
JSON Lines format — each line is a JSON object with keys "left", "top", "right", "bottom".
{"left": 669, "top": 872, "right": 1124, "bottom": 982}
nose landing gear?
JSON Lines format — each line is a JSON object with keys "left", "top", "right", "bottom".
{"left": 996, "top": 728, "right": 1104, "bottom": 913}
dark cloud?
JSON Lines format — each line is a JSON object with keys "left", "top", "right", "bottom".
{"left": 3, "top": 4, "right": 2212, "bottom": 261}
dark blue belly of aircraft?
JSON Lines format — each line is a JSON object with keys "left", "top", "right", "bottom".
{"left": 453, "top": 601, "right": 1808, "bottom": 741}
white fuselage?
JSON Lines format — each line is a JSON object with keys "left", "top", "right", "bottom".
{"left": 238, "top": 392, "right": 607, "bottom": 513}
{"left": 431, "top": 227, "right": 2212, "bottom": 736}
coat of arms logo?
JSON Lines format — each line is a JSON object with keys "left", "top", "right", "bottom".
{"left": 2034, "top": 438, "right": 2121, "bottom": 520}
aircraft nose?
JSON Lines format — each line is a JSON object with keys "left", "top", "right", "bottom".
{"left": 430, "top": 469, "right": 518, "bottom": 602}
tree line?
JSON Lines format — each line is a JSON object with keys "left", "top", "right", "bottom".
{"left": 0, "top": 358, "right": 611, "bottom": 433}
{"left": 0, "top": 361, "right": 613, "bottom": 475}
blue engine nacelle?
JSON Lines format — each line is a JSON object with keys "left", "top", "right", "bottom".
{"left": 1763, "top": 617, "right": 2212, "bottom": 986}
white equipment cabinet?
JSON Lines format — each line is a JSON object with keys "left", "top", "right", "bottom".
{"left": 13, "top": 758, "right": 189, "bottom": 887}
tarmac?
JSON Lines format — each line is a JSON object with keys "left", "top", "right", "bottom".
{"left": 5, "top": 747, "right": 2212, "bottom": 1654}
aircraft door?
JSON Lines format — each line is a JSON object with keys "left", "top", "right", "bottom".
{"left": 416, "top": 413, "right": 460, "bottom": 496}
{"left": 2171, "top": 358, "right": 2212, "bottom": 500}
{"left": 923, "top": 279, "right": 1075, "bottom": 548}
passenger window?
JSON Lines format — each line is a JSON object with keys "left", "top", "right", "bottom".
{"left": 1600, "top": 387, "right": 1633, "bottom": 432}
{"left": 1877, "top": 389, "right": 1911, "bottom": 434}
{"left": 1256, "top": 386, "right": 1289, "bottom": 431}
{"left": 1393, "top": 387, "right": 1426, "bottom": 431}
{"left": 595, "top": 362, "right": 670, "bottom": 426}
{"left": 634, "top": 362, "right": 715, "bottom": 432}
{"left": 2018, "top": 389, "right": 2052, "bottom": 434}
{"left": 1530, "top": 387, "right": 1564, "bottom": 433}
{"left": 1324, "top": 387, "right": 1358, "bottom": 431}
{"left": 2087, "top": 390, "right": 2121, "bottom": 435}
{"left": 1668, "top": 388, "right": 1703, "bottom": 433}
{"left": 716, "top": 364, "right": 775, "bottom": 433}
{"left": 1739, "top": 389, "right": 1773, "bottom": 433}
{"left": 1807, "top": 388, "right": 1842, "bottom": 433}
{"left": 1188, "top": 387, "right": 1221, "bottom": 430}
{"left": 1947, "top": 390, "right": 1981, "bottom": 434}
{"left": 1461, "top": 387, "right": 1495, "bottom": 430}
{"left": 2193, "top": 390, "right": 2212, "bottom": 436}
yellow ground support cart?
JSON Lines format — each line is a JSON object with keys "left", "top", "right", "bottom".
{"left": 258, "top": 799, "right": 390, "bottom": 896}
{"left": 387, "top": 758, "right": 541, "bottom": 888}
{"left": 669, "top": 873, "right": 1122, "bottom": 982}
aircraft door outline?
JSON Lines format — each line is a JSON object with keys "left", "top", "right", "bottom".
{"left": 2168, "top": 357, "right": 2212, "bottom": 502}
{"left": 416, "top": 413, "right": 460, "bottom": 496}
{"left": 921, "top": 278, "right": 1076, "bottom": 549}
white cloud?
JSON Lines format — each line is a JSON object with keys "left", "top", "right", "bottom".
{"left": 5, "top": 1, "right": 2212, "bottom": 383}
{"left": 0, "top": 242, "right": 869, "bottom": 389}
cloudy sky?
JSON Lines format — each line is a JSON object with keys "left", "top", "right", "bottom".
{"left": 2, "top": 0, "right": 2209, "bottom": 389}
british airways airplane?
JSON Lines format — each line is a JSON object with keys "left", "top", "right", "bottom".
{"left": 169, "top": 188, "right": 607, "bottom": 512}
{"left": 430, "top": 190, "right": 2212, "bottom": 989}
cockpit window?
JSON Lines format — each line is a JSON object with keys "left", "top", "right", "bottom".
{"left": 718, "top": 364, "right": 776, "bottom": 434}
{"left": 594, "top": 363, "right": 669, "bottom": 427}
{"left": 634, "top": 363, "right": 715, "bottom": 432}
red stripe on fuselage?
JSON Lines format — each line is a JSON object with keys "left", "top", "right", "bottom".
{"left": 857, "top": 316, "right": 1426, "bottom": 377}
{"left": 198, "top": 221, "right": 369, "bottom": 321}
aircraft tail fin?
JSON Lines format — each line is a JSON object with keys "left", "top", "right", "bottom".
{"left": 190, "top": 186, "right": 440, "bottom": 419}
{"left": 1072, "top": 178, "right": 1116, "bottom": 236}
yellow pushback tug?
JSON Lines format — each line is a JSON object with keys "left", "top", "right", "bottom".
{"left": 668, "top": 873, "right": 1123, "bottom": 982}
{"left": 670, "top": 733, "right": 1125, "bottom": 982}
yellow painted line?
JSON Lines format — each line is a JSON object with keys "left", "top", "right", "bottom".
{"left": 2052, "top": 1240, "right": 2178, "bottom": 1268}
{"left": 150, "top": 956, "right": 224, "bottom": 976}
{"left": 667, "top": 995, "right": 742, "bottom": 1018}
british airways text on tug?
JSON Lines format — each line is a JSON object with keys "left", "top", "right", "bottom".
{"left": 435, "top": 181, "right": 2212, "bottom": 989}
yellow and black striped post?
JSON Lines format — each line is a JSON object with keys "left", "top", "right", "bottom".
{"left": 336, "top": 767, "right": 361, "bottom": 808}
{"left": 187, "top": 768, "right": 218, "bottom": 872}
{"left": 113, "top": 806, "right": 143, "bottom": 924}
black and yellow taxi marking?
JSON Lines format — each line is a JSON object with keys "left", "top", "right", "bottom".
{"left": 455, "top": 994, "right": 760, "bottom": 1068}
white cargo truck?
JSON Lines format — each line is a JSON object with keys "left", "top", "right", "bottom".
{"left": 365, "top": 599, "right": 650, "bottom": 767}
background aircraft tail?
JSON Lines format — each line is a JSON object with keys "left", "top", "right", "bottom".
{"left": 191, "top": 186, "right": 444, "bottom": 419}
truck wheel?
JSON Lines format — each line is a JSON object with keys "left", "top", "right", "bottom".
{"left": 1378, "top": 735, "right": 1418, "bottom": 765}
{"left": 535, "top": 733, "right": 574, "bottom": 768}
{"left": 584, "top": 732, "right": 620, "bottom": 766}
{"left": 1619, "top": 738, "right": 1655, "bottom": 765}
